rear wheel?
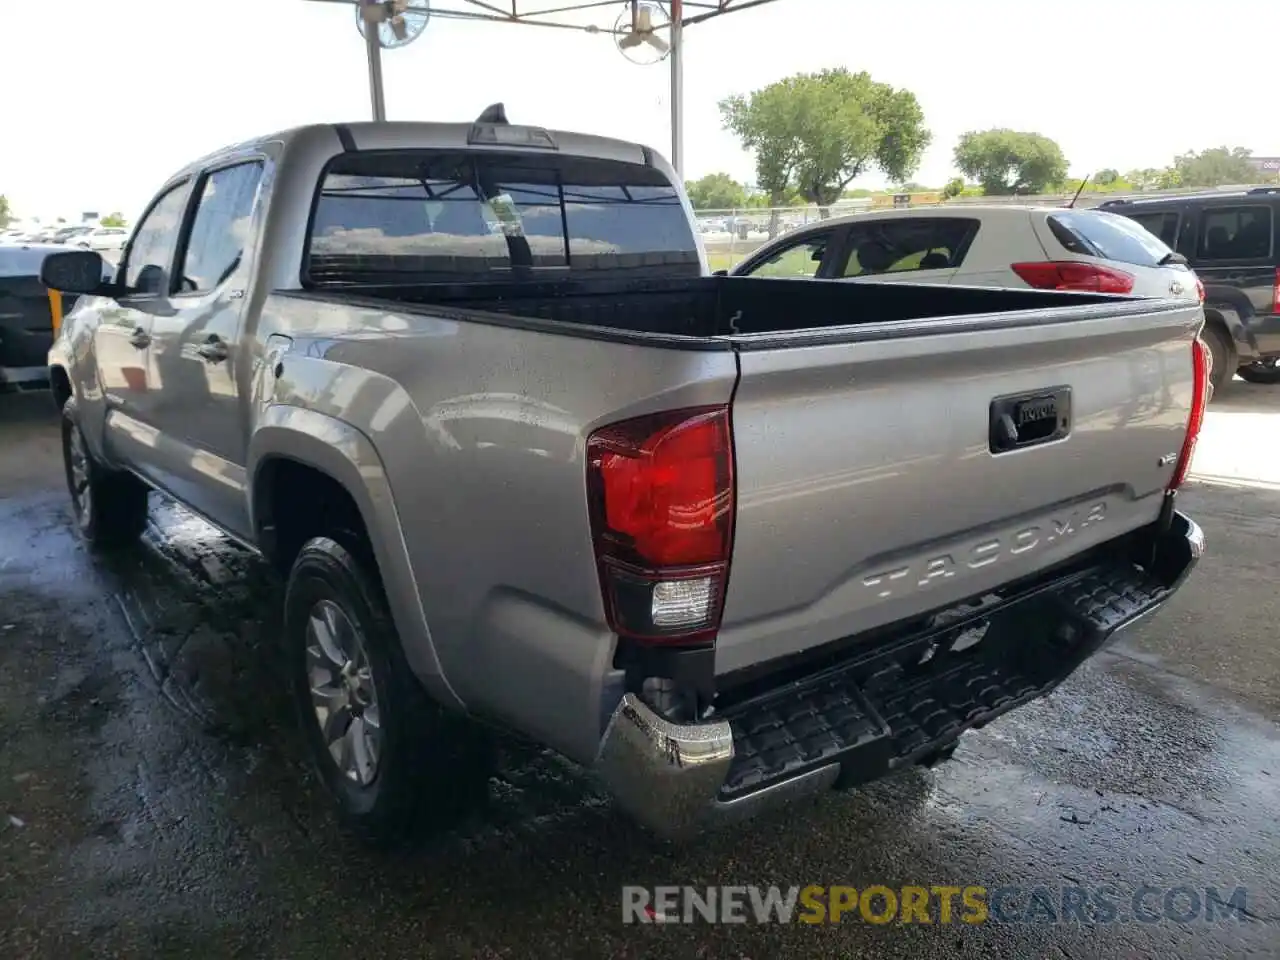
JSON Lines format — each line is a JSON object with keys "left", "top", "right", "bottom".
{"left": 1200, "top": 323, "right": 1233, "bottom": 395}
{"left": 285, "top": 536, "right": 491, "bottom": 846}
{"left": 60, "top": 402, "right": 149, "bottom": 548}
{"left": 1237, "top": 357, "right": 1280, "bottom": 385}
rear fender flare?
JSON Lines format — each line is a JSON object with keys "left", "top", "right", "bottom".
{"left": 248, "top": 405, "right": 463, "bottom": 711}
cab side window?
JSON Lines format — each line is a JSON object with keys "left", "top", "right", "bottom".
{"left": 1198, "top": 205, "right": 1273, "bottom": 260}
{"left": 122, "top": 183, "right": 190, "bottom": 295}
{"left": 177, "top": 161, "right": 265, "bottom": 295}
{"left": 840, "top": 218, "right": 976, "bottom": 277}
{"left": 1127, "top": 212, "right": 1180, "bottom": 248}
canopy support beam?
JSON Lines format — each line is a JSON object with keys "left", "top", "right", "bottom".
{"left": 669, "top": 0, "right": 684, "bottom": 175}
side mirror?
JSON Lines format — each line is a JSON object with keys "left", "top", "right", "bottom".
{"left": 712, "top": 268, "right": 729, "bottom": 277}
{"left": 40, "top": 250, "right": 108, "bottom": 295}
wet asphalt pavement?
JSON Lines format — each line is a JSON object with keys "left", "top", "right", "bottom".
{"left": 1, "top": 384, "right": 1279, "bottom": 959}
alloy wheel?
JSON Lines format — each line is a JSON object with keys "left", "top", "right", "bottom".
{"left": 66, "top": 426, "right": 92, "bottom": 527}
{"left": 305, "top": 599, "right": 383, "bottom": 786}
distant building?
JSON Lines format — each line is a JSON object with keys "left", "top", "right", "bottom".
{"left": 1246, "top": 157, "right": 1280, "bottom": 178}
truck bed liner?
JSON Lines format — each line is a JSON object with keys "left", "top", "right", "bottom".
{"left": 299, "top": 275, "right": 1125, "bottom": 339}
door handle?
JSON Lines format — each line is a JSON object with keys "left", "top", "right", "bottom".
{"left": 128, "top": 327, "right": 151, "bottom": 349}
{"left": 196, "top": 334, "right": 229, "bottom": 363}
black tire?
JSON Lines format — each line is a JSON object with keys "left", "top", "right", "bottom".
{"left": 1237, "top": 358, "right": 1280, "bottom": 385}
{"left": 60, "top": 401, "right": 149, "bottom": 548}
{"left": 1200, "top": 323, "right": 1234, "bottom": 395}
{"left": 284, "top": 536, "right": 490, "bottom": 846}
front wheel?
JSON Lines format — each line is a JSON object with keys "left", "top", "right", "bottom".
{"left": 61, "top": 402, "right": 149, "bottom": 548}
{"left": 284, "top": 537, "right": 491, "bottom": 846}
{"left": 1237, "top": 358, "right": 1280, "bottom": 385}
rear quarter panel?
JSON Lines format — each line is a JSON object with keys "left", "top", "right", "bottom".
{"left": 252, "top": 293, "right": 738, "bottom": 763}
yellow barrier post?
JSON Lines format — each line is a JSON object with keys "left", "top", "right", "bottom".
{"left": 48, "top": 289, "right": 64, "bottom": 336}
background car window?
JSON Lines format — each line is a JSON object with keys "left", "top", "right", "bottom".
{"left": 1198, "top": 206, "right": 1273, "bottom": 260}
{"left": 840, "top": 218, "right": 975, "bottom": 277}
{"left": 1126, "top": 212, "right": 1180, "bottom": 248}
{"left": 744, "top": 235, "right": 828, "bottom": 278}
{"left": 1048, "top": 211, "right": 1173, "bottom": 268}
{"left": 178, "top": 162, "right": 264, "bottom": 294}
{"left": 123, "top": 183, "right": 189, "bottom": 294}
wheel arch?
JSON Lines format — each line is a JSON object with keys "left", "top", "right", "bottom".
{"left": 248, "top": 407, "right": 463, "bottom": 711}
{"left": 48, "top": 364, "right": 72, "bottom": 411}
{"left": 1202, "top": 302, "right": 1252, "bottom": 360}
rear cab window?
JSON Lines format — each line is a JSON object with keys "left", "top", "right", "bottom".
{"left": 1197, "top": 205, "right": 1273, "bottom": 261}
{"left": 305, "top": 151, "right": 701, "bottom": 284}
{"left": 1046, "top": 210, "right": 1176, "bottom": 268}
{"left": 840, "top": 217, "right": 978, "bottom": 277}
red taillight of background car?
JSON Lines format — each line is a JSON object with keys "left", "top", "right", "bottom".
{"left": 1272, "top": 266, "right": 1279, "bottom": 314}
{"left": 1168, "top": 337, "right": 1211, "bottom": 491}
{"left": 1011, "top": 261, "right": 1136, "bottom": 294}
{"left": 586, "top": 406, "right": 735, "bottom": 644}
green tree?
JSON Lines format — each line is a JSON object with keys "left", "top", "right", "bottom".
{"left": 721, "top": 68, "right": 930, "bottom": 230}
{"left": 1095, "top": 168, "right": 1120, "bottom": 186}
{"left": 720, "top": 76, "right": 804, "bottom": 236}
{"left": 942, "top": 177, "right": 965, "bottom": 200}
{"left": 0, "top": 195, "right": 10, "bottom": 229}
{"left": 1173, "top": 147, "right": 1258, "bottom": 187}
{"left": 953, "top": 129, "right": 1069, "bottom": 195}
{"left": 101, "top": 211, "right": 128, "bottom": 227}
{"left": 1124, "top": 168, "right": 1154, "bottom": 189}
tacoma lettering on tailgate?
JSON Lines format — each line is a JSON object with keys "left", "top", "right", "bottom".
{"left": 861, "top": 501, "right": 1108, "bottom": 600}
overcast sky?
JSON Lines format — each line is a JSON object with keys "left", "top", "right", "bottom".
{"left": 3, "top": 0, "right": 1275, "bottom": 221}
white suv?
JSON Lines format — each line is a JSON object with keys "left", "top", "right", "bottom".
{"left": 731, "top": 204, "right": 1204, "bottom": 302}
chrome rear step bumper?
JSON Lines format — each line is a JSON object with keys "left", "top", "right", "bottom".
{"left": 595, "top": 510, "right": 1203, "bottom": 840}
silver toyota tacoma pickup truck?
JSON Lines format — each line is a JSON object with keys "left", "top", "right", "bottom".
{"left": 41, "top": 109, "right": 1207, "bottom": 845}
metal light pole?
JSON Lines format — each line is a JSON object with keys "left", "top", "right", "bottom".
{"left": 668, "top": 0, "right": 683, "bottom": 176}
{"left": 362, "top": 0, "right": 387, "bottom": 121}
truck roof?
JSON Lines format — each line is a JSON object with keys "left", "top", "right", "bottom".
{"left": 165, "top": 118, "right": 662, "bottom": 188}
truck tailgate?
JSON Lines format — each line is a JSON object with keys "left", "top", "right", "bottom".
{"left": 716, "top": 298, "right": 1202, "bottom": 675}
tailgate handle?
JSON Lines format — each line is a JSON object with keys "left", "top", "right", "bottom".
{"left": 989, "top": 387, "right": 1071, "bottom": 454}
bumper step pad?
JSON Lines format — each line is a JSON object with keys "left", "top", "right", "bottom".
{"left": 718, "top": 560, "right": 1171, "bottom": 801}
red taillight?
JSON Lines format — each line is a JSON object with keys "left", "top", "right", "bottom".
{"left": 1168, "top": 337, "right": 1211, "bottom": 490}
{"left": 1011, "top": 261, "right": 1135, "bottom": 294}
{"left": 587, "top": 406, "right": 735, "bottom": 644}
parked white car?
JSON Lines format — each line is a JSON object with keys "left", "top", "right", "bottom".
{"left": 70, "top": 226, "right": 130, "bottom": 253}
{"left": 730, "top": 204, "right": 1204, "bottom": 301}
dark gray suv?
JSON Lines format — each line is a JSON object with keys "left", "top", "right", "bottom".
{"left": 1100, "top": 187, "right": 1280, "bottom": 389}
